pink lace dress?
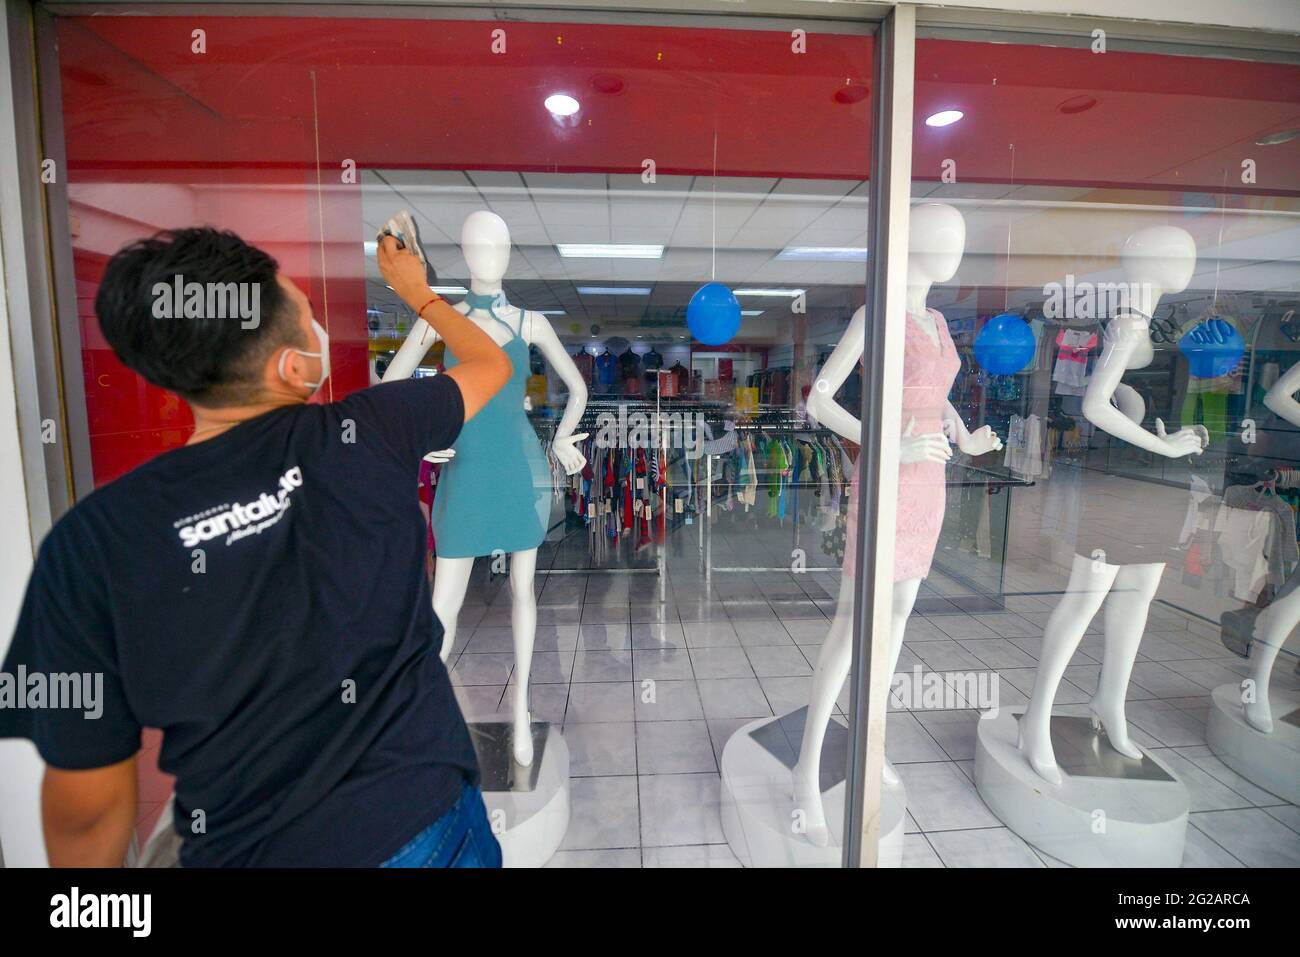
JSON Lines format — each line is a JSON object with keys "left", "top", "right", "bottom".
{"left": 845, "top": 308, "right": 962, "bottom": 582}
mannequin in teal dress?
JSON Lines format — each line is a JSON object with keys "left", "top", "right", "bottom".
{"left": 431, "top": 291, "right": 552, "bottom": 556}
{"left": 380, "top": 210, "right": 589, "bottom": 766}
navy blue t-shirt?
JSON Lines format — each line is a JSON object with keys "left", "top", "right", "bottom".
{"left": 0, "top": 374, "right": 479, "bottom": 866}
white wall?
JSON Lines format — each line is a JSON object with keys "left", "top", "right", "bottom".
{"left": 0, "top": 2, "right": 46, "bottom": 868}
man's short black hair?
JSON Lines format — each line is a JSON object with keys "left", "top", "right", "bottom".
{"left": 95, "top": 227, "right": 305, "bottom": 406}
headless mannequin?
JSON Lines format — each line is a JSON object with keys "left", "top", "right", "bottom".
{"left": 1019, "top": 226, "right": 1207, "bottom": 786}
{"left": 382, "top": 210, "right": 589, "bottom": 766}
{"left": 1240, "top": 364, "right": 1300, "bottom": 732}
{"left": 793, "top": 203, "right": 1002, "bottom": 846}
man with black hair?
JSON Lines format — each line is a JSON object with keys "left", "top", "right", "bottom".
{"left": 0, "top": 228, "right": 513, "bottom": 867}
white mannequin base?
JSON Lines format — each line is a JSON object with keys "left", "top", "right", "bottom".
{"left": 975, "top": 710, "right": 1189, "bottom": 867}
{"left": 1207, "top": 683, "right": 1300, "bottom": 805}
{"left": 469, "top": 721, "right": 570, "bottom": 868}
{"left": 719, "top": 713, "right": 905, "bottom": 867}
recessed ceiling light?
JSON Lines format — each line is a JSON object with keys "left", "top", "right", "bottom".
{"left": 1257, "top": 128, "right": 1300, "bottom": 146}
{"left": 733, "top": 288, "right": 805, "bottom": 297}
{"left": 777, "top": 246, "right": 868, "bottom": 262}
{"left": 545, "top": 93, "right": 580, "bottom": 117}
{"left": 557, "top": 243, "right": 664, "bottom": 259}
{"left": 576, "top": 286, "right": 652, "bottom": 296}
{"left": 925, "top": 110, "right": 963, "bottom": 127}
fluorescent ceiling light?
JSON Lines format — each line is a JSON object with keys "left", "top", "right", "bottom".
{"left": 925, "top": 110, "right": 963, "bottom": 127}
{"left": 734, "top": 288, "right": 805, "bottom": 297}
{"left": 430, "top": 285, "right": 469, "bottom": 296}
{"left": 539, "top": 309, "right": 567, "bottom": 315}
{"left": 545, "top": 93, "right": 580, "bottom": 117}
{"left": 777, "top": 246, "right": 868, "bottom": 262}
{"left": 577, "top": 286, "right": 652, "bottom": 296}
{"left": 363, "top": 240, "right": 378, "bottom": 255}
{"left": 557, "top": 243, "right": 664, "bottom": 259}
{"left": 741, "top": 310, "right": 765, "bottom": 316}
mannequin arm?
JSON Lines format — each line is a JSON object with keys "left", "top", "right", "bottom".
{"left": 525, "top": 311, "right": 588, "bottom": 440}
{"left": 1082, "top": 315, "right": 1202, "bottom": 457}
{"left": 1113, "top": 382, "right": 1145, "bottom": 425}
{"left": 381, "top": 317, "right": 440, "bottom": 382}
{"left": 524, "top": 311, "right": 589, "bottom": 474}
{"left": 806, "top": 305, "right": 866, "bottom": 442}
{"left": 943, "top": 400, "right": 1003, "bottom": 454}
{"left": 1263, "top": 361, "right": 1300, "bottom": 428}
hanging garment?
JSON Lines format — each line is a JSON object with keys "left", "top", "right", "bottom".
{"left": 1218, "top": 505, "right": 1274, "bottom": 601}
{"left": 431, "top": 296, "right": 550, "bottom": 557}
{"left": 1052, "top": 328, "right": 1097, "bottom": 396}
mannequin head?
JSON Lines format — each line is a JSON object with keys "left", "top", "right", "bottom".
{"left": 461, "top": 210, "right": 511, "bottom": 287}
{"left": 908, "top": 203, "right": 966, "bottom": 290}
{"left": 1120, "top": 226, "right": 1196, "bottom": 299}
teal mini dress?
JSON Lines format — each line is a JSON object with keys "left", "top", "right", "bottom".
{"left": 430, "top": 295, "right": 551, "bottom": 558}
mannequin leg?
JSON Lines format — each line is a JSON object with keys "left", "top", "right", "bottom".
{"left": 792, "top": 576, "right": 921, "bottom": 847}
{"left": 1245, "top": 586, "right": 1300, "bottom": 733}
{"left": 1020, "top": 554, "right": 1118, "bottom": 786}
{"left": 792, "top": 574, "right": 854, "bottom": 847}
{"left": 431, "top": 556, "right": 475, "bottom": 662}
{"left": 1091, "top": 562, "right": 1164, "bottom": 758}
{"left": 508, "top": 547, "right": 540, "bottom": 766}
{"left": 884, "top": 578, "right": 924, "bottom": 787}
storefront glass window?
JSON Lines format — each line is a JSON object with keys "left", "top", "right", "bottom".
{"left": 889, "top": 30, "right": 1300, "bottom": 867}
{"left": 50, "top": 12, "right": 876, "bottom": 866}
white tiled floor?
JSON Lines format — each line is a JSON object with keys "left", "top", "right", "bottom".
{"left": 445, "top": 484, "right": 1300, "bottom": 868}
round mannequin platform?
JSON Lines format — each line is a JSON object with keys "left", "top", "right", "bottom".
{"left": 1207, "top": 682, "right": 1300, "bottom": 805}
{"left": 720, "top": 713, "right": 905, "bottom": 867}
{"left": 468, "top": 721, "right": 570, "bottom": 868}
{"left": 975, "top": 709, "right": 1189, "bottom": 867}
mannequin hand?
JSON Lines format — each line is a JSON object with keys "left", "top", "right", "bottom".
{"left": 423, "top": 449, "right": 456, "bottom": 464}
{"left": 552, "top": 432, "right": 590, "bottom": 475}
{"left": 900, "top": 416, "right": 952, "bottom": 465}
{"left": 1155, "top": 418, "right": 1206, "bottom": 457}
{"left": 376, "top": 235, "right": 432, "bottom": 306}
{"left": 951, "top": 423, "right": 1003, "bottom": 455}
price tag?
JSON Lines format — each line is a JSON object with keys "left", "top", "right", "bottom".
{"left": 636, "top": 478, "right": 645, "bottom": 491}
{"left": 675, "top": 499, "right": 683, "bottom": 514}
{"left": 587, "top": 503, "right": 596, "bottom": 518}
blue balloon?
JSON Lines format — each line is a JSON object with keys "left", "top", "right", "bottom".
{"left": 973, "top": 312, "right": 1036, "bottom": 374}
{"left": 1179, "top": 318, "right": 1244, "bottom": 378}
{"left": 687, "top": 282, "right": 742, "bottom": 346}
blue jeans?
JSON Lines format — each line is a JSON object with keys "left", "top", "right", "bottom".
{"left": 379, "top": 781, "right": 502, "bottom": 868}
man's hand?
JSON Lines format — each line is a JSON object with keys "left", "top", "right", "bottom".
{"left": 377, "top": 235, "right": 431, "bottom": 305}
{"left": 43, "top": 755, "right": 138, "bottom": 867}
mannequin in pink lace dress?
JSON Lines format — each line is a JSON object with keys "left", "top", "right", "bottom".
{"left": 793, "top": 203, "right": 1002, "bottom": 847}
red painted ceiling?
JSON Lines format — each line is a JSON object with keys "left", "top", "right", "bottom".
{"left": 54, "top": 15, "right": 1300, "bottom": 193}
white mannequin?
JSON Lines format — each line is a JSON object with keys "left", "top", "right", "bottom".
{"left": 1019, "top": 226, "right": 1207, "bottom": 786}
{"left": 793, "top": 203, "right": 1002, "bottom": 846}
{"left": 1240, "top": 365, "right": 1300, "bottom": 732}
{"left": 382, "top": 211, "right": 589, "bottom": 766}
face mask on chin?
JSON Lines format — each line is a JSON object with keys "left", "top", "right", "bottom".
{"left": 277, "top": 319, "right": 331, "bottom": 396}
